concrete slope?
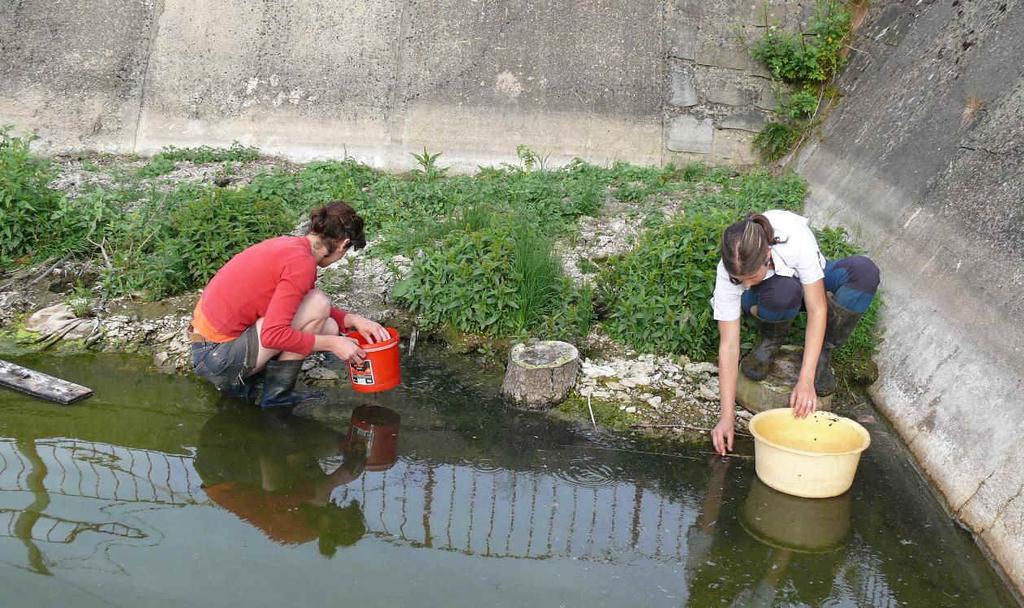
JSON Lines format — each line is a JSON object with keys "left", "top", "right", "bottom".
{"left": 794, "top": 0, "right": 1024, "bottom": 595}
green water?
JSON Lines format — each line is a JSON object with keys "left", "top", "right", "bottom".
{"left": 0, "top": 347, "right": 1016, "bottom": 607}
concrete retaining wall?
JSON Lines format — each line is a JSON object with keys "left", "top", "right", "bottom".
{"left": 1, "top": 0, "right": 806, "bottom": 170}
{"left": 794, "top": 0, "right": 1024, "bottom": 596}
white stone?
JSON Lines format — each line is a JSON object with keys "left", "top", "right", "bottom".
{"left": 24, "top": 303, "right": 94, "bottom": 340}
{"left": 685, "top": 362, "right": 719, "bottom": 375}
{"left": 648, "top": 396, "right": 663, "bottom": 407}
{"left": 625, "top": 406, "right": 637, "bottom": 414}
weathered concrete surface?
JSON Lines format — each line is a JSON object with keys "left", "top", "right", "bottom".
{"left": 1, "top": 0, "right": 805, "bottom": 168}
{"left": 794, "top": 0, "right": 1024, "bottom": 595}
{"left": 0, "top": 0, "right": 158, "bottom": 150}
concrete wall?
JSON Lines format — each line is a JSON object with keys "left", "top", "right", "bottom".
{"left": 0, "top": 0, "right": 804, "bottom": 170}
{"left": 794, "top": 0, "right": 1024, "bottom": 596}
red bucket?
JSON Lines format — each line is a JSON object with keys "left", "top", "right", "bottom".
{"left": 345, "top": 327, "right": 401, "bottom": 393}
{"left": 347, "top": 405, "right": 401, "bottom": 472}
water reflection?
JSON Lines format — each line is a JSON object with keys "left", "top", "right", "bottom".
{"left": 0, "top": 438, "right": 155, "bottom": 576}
{"left": 740, "top": 477, "right": 851, "bottom": 553}
{"left": 0, "top": 347, "right": 1017, "bottom": 606}
{"left": 194, "top": 407, "right": 401, "bottom": 556}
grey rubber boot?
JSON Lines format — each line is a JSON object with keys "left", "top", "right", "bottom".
{"left": 740, "top": 315, "right": 794, "bottom": 381}
{"left": 814, "top": 295, "right": 863, "bottom": 396}
{"left": 259, "top": 359, "right": 324, "bottom": 409}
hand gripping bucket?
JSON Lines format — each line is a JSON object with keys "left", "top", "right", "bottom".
{"left": 346, "top": 327, "right": 401, "bottom": 393}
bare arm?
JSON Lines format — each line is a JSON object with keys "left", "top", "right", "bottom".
{"left": 712, "top": 319, "right": 741, "bottom": 455}
{"left": 791, "top": 279, "right": 826, "bottom": 416}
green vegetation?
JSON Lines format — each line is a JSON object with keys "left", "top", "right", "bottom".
{"left": 750, "top": 0, "right": 852, "bottom": 161}
{"left": 138, "top": 142, "right": 261, "bottom": 177}
{"left": 103, "top": 188, "right": 294, "bottom": 299}
{"left": 0, "top": 128, "right": 66, "bottom": 264}
{"left": 0, "top": 132, "right": 878, "bottom": 385}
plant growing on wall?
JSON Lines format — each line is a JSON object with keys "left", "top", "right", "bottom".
{"left": 750, "top": 0, "right": 853, "bottom": 161}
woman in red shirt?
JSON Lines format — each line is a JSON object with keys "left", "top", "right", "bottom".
{"left": 190, "top": 201, "right": 389, "bottom": 408}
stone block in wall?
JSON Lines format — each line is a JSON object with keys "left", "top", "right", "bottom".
{"left": 666, "top": 0, "right": 705, "bottom": 59}
{"left": 711, "top": 128, "right": 758, "bottom": 164}
{"left": 706, "top": 83, "right": 749, "bottom": 107}
{"left": 693, "top": 26, "right": 773, "bottom": 77}
{"left": 669, "top": 23, "right": 700, "bottom": 60}
{"left": 667, "top": 115, "right": 714, "bottom": 154}
{"left": 754, "top": 84, "right": 778, "bottom": 111}
{"left": 719, "top": 109, "right": 769, "bottom": 133}
{"left": 695, "top": 35, "right": 759, "bottom": 72}
{"left": 694, "top": 64, "right": 772, "bottom": 108}
{"left": 741, "top": 0, "right": 813, "bottom": 27}
{"left": 669, "top": 63, "right": 699, "bottom": 107}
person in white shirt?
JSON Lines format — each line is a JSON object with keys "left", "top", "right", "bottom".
{"left": 710, "top": 210, "right": 880, "bottom": 455}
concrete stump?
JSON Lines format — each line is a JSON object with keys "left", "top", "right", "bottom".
{"left": 501, "top": 341, "right": 580, "bottom": 410}
{"left": 736, "top": 345, "right": 832, "bottom": 413}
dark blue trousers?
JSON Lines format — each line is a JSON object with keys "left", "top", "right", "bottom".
{"left": 741, "top": 256, "right": 880, "bottom": 321}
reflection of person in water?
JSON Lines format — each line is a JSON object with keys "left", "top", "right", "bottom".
{"left": 194, "top": 407, "right": 368, "bottom": 557}
{"left": 684, "top": 458, "right": 847, "bottom": 607}
{"left": 685, "top": 457, "right": 793, "bottom": 607}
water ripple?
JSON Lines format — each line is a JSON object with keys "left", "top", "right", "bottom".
{"left": 552, "top": 458, "right": 616, "bottom": 488}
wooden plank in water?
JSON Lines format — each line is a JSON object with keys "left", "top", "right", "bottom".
{"left": 0, "top": 359, "right": 93, "bottom": 405}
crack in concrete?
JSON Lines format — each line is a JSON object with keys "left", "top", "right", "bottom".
{"left": 992, "top": 483, "right": 1024, "bottom": 527}
{"left": 132, "top": 0, "right": 165, "bottom": 153}
{"left": 956, "top": 469, "right": 996, "bottom": 520}
{"left": 959, "top": 144, "right": 1007, "bottom": 156}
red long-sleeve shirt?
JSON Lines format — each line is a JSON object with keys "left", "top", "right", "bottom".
{"left": 192, "top": 236, "right": 346, "bottom": 355}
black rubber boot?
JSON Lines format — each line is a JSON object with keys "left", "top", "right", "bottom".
{"left": 815, "top": 295, "right": 864, "bottom": 396}
{"left": 740, "top": 315, "right": 794, "bottom": 381}
{"left": 259, "top": 359, "right": 324, "bottom": 409}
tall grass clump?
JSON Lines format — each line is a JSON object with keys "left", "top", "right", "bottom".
{"left": 393, "top": 218, "right": 587, "bottom": 339}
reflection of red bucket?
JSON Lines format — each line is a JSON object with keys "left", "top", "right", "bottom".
{"left": 346, "top": 327, "right": 401, "bottom": 393}
{"left": 347, "top": 405, "right": 401, "bottom": 472}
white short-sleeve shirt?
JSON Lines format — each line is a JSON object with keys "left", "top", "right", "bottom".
{"left": 711, "top": 210, "right": 826, "bottom": 322}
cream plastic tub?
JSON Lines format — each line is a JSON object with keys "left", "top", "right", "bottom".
{"left": 748, "top": 408, "right": 871, "bottom": 499}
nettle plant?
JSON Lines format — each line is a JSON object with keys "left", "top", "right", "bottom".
{"left": 751, "top": 0, "right": 852, "bottom": 161}
{"left": 0, "top": 128, "right": 64, "bottom": 264}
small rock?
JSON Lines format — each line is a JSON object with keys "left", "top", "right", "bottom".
{"left": 625, "top": 406, "right": 637, "bottom": 414}
{"left": 685, "top": 362, "right": 719, "bottom": 376}
{"left": 647, "top": 396, "right": 663, "bottom": 407}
